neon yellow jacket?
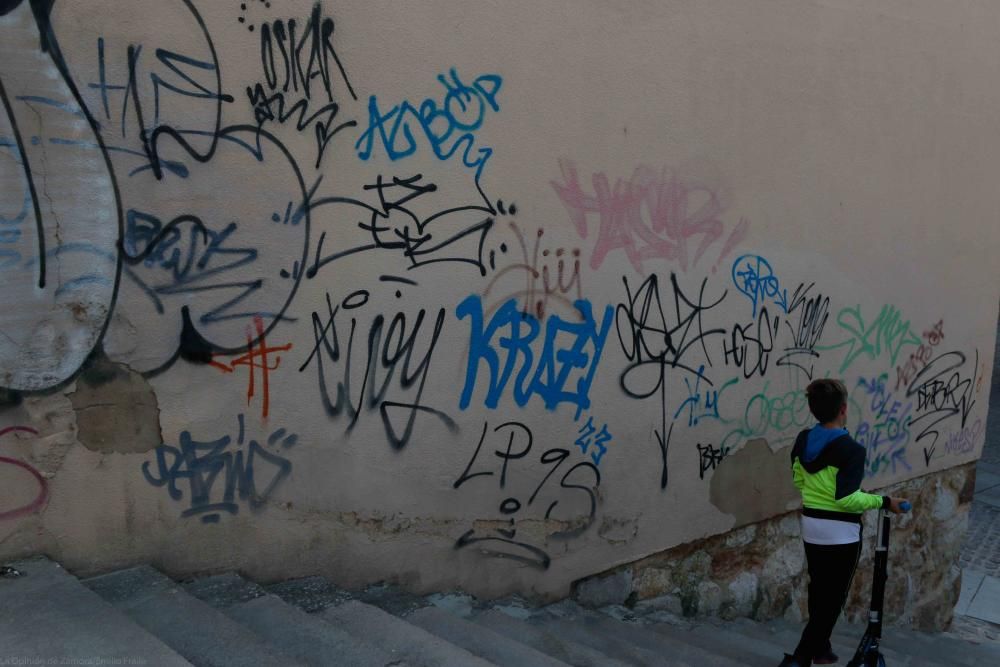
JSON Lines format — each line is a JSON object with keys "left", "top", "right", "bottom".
{"left": 791, "top": 427, "right": 888, "bottom": 521}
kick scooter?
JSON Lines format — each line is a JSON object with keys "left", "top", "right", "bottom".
{"left": 846, "top": 501, "right": 912, "bottom": 667}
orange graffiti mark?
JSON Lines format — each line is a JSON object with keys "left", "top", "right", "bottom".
{"left": 210, "top": 316, "right": 292, "bottom": 420}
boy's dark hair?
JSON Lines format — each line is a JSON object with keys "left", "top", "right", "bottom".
{"left": 806, "top": 379, "right": 848, "bottom": 423}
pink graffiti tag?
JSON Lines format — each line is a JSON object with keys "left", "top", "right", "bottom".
{"left": 551, "top": 159, "right": 750, "bottom": 273}
{"left": 0, "top": 426, "right": 49, "bottom": 521}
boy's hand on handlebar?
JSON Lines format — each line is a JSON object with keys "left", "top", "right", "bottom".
{"left": 888, "top": 497, "right": 911, "bottom": 514}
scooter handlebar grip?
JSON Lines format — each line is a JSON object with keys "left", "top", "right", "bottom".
{"left": 900, "top": 501, "right": 912, "bottom": 513}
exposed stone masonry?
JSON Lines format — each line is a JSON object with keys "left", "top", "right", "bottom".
{"left": 575, "top": 464, "right": 974, "bottom": 632}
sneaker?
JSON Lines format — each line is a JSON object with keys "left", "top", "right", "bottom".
{"left": 813, "top": 648, "right": 838, "bottom": 664}
{"left": 778, "top": 653, "right": 811, "bottom": 667}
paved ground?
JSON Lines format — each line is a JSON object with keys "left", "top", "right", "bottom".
{"left": 959, "top": 312, "right": 1000, "bottom": 575}
{"left": 952, "top": 311, "right": 1000, "bottom": 642}
{"left": 959, "top": 474, "right": 1000, "bottom": 576}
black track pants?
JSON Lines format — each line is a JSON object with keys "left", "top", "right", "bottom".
{"left": 794, "top": 540, "right": 861, "bottom": 660}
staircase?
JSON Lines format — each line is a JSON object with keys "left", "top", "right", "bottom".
{"left": 1, "top": 556, "right": 996, "bottom": 666}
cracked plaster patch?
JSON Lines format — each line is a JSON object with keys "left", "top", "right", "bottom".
{"left": 710, "top": 438, "right": 799, "bottom": 527}
{"left": 68, "top": 352, "right": 161, "bottom": 453}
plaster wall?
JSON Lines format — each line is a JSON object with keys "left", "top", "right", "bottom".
{"left": 1, "top": 0, "right": 998, "bottom": 601}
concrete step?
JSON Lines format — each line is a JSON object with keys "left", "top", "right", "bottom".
{"left": 85, "top": 565, "right": 305, "bottom": 667}
{"left": 752, "top": 617, "right": 975, "bottom": 667}
{"left": 188, "top": 573, "right": 407, "bottom": 665}
{"left": 0, "top": 557, "right": 190, "bottom": 664}
{"left": 183, "top": 571, "right": 271, "bottom": 609}
{"left": 472, "top": 608, "right": 632, "bottom": 667}
{"left": 728, "top": 618, "right": 920, "bottom": 666}
{"left": 320, "top": 599, "right": 499, "bottom": 667}
{"left": 266, "top": 575, "right": 354, "bottom": 613}
{"left": 772, "top": 620, "right": 952, "bottom": 667}
{"left": 9, "top": 555, "right": 986, "bottom": 667}
{"left": 580, "top": 611, "right": 748, "bottom": 667}
{"left": 827, "top": 620, "right": 1000, "bottom": 667}
{"left": 358, "top": 581, "right": 433, "bottom": 616}
{"left": 650, "top": 619, "right": 784, "bottom": 667}
{"left": 828, "top": 624, "right": 930, "bottom": 667}
{"left": 406, "top": 605, "right": 571, "bottom": 667}
{"left": 226, "top": 592, "right": 410, "bottom": 666}
{"left": 881, "top": 625, "right": 1000, "bottom": 666}
{"left": 531, "top": 613, "right": 693, "bottom": 666}
{"left": 752, "top": 619, "right": 888, "bottom": 666}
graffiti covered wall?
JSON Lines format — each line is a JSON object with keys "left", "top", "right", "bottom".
{"left": 1, "top": 0, "right": 998, "bottom": 600}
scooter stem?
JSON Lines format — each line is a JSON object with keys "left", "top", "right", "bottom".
{"left": 868, "top": 510, "right": 892, "bottom": 638}
{"left": 848, "top": 503, "right": 910, "bottom": 667}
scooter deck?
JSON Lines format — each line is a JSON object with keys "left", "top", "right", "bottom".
{"left": 846, "top": 628, "right": 886, "bottom": 667}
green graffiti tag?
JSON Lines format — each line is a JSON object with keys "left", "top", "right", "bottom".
{"left": 819, "top": 304, "right": 921, "bottom": 374}
{"left": 718, "top": 380, "right": 813, "bottom": 451}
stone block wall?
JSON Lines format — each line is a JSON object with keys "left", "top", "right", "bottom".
{"left": 576, "top": 464, "right": 974, "bottom": 631}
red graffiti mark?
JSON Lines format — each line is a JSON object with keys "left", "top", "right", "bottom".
{"left": 895, "top": 319, "right": 944, "bottom": 391}
{"left": 551, "top": 159, "right": 750, "bottom": 273}
{"left": 0, "top": 426, "right": 49, "bottom": 521}
{"left": 210, "top": 315, "right": 292, "bottom": 420}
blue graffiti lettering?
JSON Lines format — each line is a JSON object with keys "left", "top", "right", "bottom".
{"left": 355, "top": 69, "right": 502, "bottom": 181}
{"left": 854, "top": 374, "right": 912, "bottom": 477}
{"left": 141, "top": 415, "right": 295, "bottom": 523}
{"left": 674, "top": 369, "right": 737, "bottom": 427}
{"left": 457, "top": 295, "right": 613, "bottom": 418}
{"left": 731, "top": 254, "right": 788, "bottom": 316}
{"left": 575, "top": 416, "right": 612, "bottom": 466}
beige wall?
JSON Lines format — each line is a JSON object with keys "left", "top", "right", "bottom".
{"left": 1, "top": 0, "right": 998, "bottom": 600}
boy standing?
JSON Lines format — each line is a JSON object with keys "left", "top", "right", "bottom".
{"left": 780, "top": 379, "right": 909, "bottom": 667}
